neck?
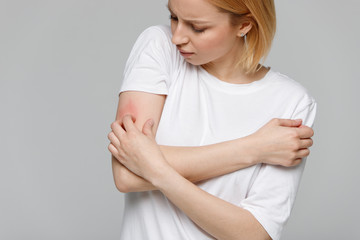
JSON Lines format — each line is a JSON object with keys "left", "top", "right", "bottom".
{"left": 201, "top": 42, "right": 268, "bottom": 84}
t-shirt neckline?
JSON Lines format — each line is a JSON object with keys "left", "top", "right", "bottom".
{"left": 198, "top": 66, "right": 274, "bottom": 94}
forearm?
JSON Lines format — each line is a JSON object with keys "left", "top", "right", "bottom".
{"left": 160, "top": 136, "right": 256, "bottom": 183}
{"left": 159, "top": 118, "right": 314, "bottom": 183}
{"left": 112, "top": 155, "right": 155, "bottom": 192}
{"left": 112, "top": 136, "right": 257, "bottom": 193}
{"left": 152, "top": 166, "right": 270, "bottom": 240}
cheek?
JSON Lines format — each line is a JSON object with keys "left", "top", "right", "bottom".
{"left": 196, "top": 31, "right": 235, "bottom": 54}
{"left": 197, "top": 36, "right": 221, "bottom": 51}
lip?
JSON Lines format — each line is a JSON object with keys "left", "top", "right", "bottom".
{"left": 178, "top": 48, "right": 194, "bottom": 58}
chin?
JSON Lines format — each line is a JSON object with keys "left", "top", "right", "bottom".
{"left": 184, "top": 58, "right": 208, "bottom": 66}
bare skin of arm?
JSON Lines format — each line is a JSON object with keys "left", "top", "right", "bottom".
{"left": 109, "top": 91, "right": 313, "bottom": 193}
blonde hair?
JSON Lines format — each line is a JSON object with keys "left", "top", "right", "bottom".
{"left": 208, "top": 0, "right": 276, "bottom": 74}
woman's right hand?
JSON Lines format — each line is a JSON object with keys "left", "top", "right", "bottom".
{"left": 246, "top": 118, "right": 314, "bottom": 167}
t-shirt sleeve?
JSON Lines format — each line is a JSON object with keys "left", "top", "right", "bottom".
{"left": 119, "top": 26, "right": 174, "bottom": 95}
{"left": 240, "top": 97, "right": 317, "bottom": 240}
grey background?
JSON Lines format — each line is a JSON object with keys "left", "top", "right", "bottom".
{"left": 1, "top": 0, "right": 359, "bottom": 239}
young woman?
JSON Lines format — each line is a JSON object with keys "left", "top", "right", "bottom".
{"left": 108, "top": 0, "right": 316, "bottom": 239}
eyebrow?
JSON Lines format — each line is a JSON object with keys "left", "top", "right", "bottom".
{"left": 166, "top": 4, "right": 210, "bottom": 24}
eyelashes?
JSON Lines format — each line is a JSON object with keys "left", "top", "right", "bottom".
{"left": 170, "top": 15, "right": 178, "bottom": 21}
{"left": 169, "top": 15, "right": 206, "bottom": 33}
{"left": 191, "top": 26, "right": 206, "bottom": 33}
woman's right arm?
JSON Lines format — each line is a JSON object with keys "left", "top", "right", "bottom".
{"left": 160, "top": 118, "right": 313, "bottom": 183}
{"left": 110, "top": 91, "right": 314, "bottom": 193}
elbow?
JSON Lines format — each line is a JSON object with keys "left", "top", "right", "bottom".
{"left": 113, "top": 165, "right": 132, "bottom": 193}
{"left": 115, "top": 180, "right": 130, "bottom": 193}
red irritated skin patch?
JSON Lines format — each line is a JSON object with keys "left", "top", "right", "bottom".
{"left": 116, "top": 99, "right": 138, "bottom": 127}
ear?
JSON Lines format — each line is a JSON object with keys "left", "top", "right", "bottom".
{"left": 236, "top": 21, "right": 253, "bottom": 37}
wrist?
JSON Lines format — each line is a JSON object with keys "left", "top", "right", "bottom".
{"left": 238, "top": 135, "right": 260, "bottom": 165}
{"left": 150, "top": 164, "right": 182, "bottom": 191}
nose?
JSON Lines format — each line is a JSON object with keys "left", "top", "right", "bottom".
{"left": 171, "top": 23, "right": 190, "bottom": 46}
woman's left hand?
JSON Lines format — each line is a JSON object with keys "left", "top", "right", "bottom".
{"left": 108, "top": 115, "right": 170, "bottom": 182}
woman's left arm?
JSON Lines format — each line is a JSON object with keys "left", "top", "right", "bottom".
{"left": 110, "top": 115, "right": 271, "bottom": 240}
{"left": 155, "top": 164, "right": 271, "bottom": 240}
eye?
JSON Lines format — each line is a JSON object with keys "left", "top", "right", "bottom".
{"left": 170, "top": 15, "right": 178, "bottom": 22}
{"left": 192, "top": 25, "right": 206, "bottom": 33}
{"left": 169, "top": 14, "right": 206, "bottom": 33}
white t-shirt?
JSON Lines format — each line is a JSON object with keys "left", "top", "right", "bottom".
{"left": 119, "top": 25, "right": 317, "bottom": 240}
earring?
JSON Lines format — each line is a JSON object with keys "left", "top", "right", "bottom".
{"left": 240, "top": 33, "right": 245, "bottom": 37}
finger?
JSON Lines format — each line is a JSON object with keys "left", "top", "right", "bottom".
{"left": 108, "top": 131, "right": 121, "bottom": 148}
{"left": 108, "top": 143, "right": 119, "bottom": 156}
{"left": 111, "top": 150, "right": 126, "bottom": 165}
{"left": 290, "top": 159, "right": 303, "bottom": 167}
{"left": 297, "top": 125, "right": 314, "bottom": 138}
{"left": 122, "top": 114, "right": 137, "bottom": 132}
{"left": 142, "top": 119, "right": 154, "bottom": 136}
{"left": 296, "top": 148, "right": 310, "bottom": 159}
{"left": 299, "top": 138, "right": 313, "bottom": 149}
{"left": 111, "top": 121, "right": 126, "bottom": 140}
{"left": 277, "top": 118, "right": 302, "bottom": 127}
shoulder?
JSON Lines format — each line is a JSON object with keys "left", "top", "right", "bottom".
{"left": 129, "top": 25, "right": 180, "bottom": 69}
{"left": 136, "top": 25, "right": 173, "bottom": 49}
{"left": 143, "top": 25, "right": 172, "bottom": 37}
{"left": 121, "top": 25, "right": 181, "bottom": 94}
{"left": 269, "top": 70, "right": 316, "bottom": 107}
{"left": 125, "top": 25, "right": 180, "bottom": 73}
{"left": 266, "top": 70, "right": 317, "bottom": 125}
{"left": 133, "top": 25, "right": 186, "bottom": 76}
